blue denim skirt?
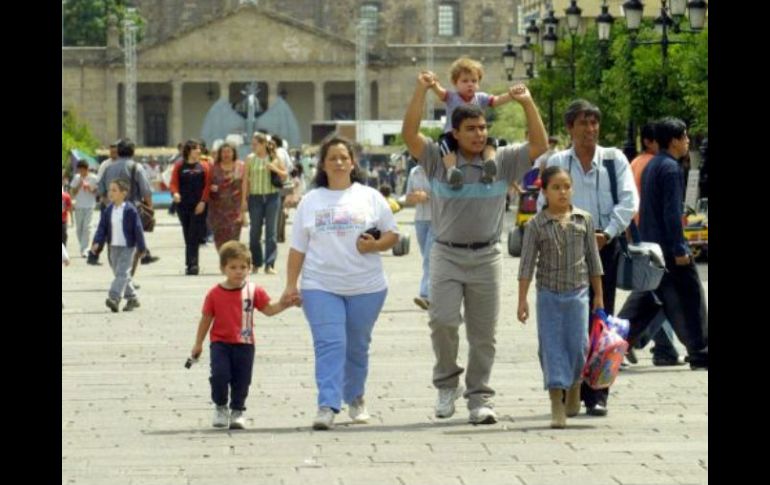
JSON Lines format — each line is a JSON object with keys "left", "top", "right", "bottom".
{"left": 536, "top": 286, "right": 589, "bottom": 390}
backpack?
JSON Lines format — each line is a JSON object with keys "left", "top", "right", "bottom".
{"left": 582, "top": 309, "right": 629, "bottom": 390}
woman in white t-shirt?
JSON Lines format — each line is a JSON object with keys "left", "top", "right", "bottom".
{"left": 282, "top": 137, "right": 399, "bottom": 431}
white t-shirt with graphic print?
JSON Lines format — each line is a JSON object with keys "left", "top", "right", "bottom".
{"left": 290, "top": 182, "right": 398, "bottom": 295}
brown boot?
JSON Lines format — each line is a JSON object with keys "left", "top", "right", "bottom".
{"left": 566, "top": 383, "right": 581, "bottom": 417}
{"left": 549, "top": 389, "right": 566, "bottom": 429}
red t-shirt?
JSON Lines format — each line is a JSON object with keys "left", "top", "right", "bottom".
{"left": 62, "top": 191, "right": 72, "bottom": 223}
{"left": 202, "top": 283, "right": 271, "bottom": 344}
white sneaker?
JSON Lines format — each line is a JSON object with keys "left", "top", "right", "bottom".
{"left": 435, "top": 386, "right": 464, "bottom": 418}
{"left": 348, "top": 397, "right": 370, "bottom": 424}
{"left": 312, "top": 407, "right": 335, "bottom": 430}
{"left": 212, "top": 405, "right": 229, "bottom": 428}
{"left": 469, "top": 405, "right": 497, "bottom": 425}
{"left": 229, "top": 410, "right": 246, "bottom": 429}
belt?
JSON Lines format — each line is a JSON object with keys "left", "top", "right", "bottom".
{"left": 435, "top": 239, "right": 498, "bottom": 250}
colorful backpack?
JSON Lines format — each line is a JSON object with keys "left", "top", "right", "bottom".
{"left": 582, "top": 310, "right": 629, "bottom": 390}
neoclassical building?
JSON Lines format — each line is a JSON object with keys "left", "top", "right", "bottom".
{"left": 62, "top": 0, "right": 532, "bottom": 147}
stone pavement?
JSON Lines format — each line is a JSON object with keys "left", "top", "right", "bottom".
{"left": 62, "top": 207, "right": 708, "bottom": 485}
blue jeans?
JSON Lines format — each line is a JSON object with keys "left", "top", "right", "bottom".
{"left": 247, "top": 193, "right": 280, "bottom": 269}
{"left": 209, "top": 342, "right": 255, "bottom": 411}
{"left": 414, "top": 220, "right": 434, "bottom": 299}
{"left": 536, "top": 287, "right": 589, "bottom": 390}
{"left": 301, "top": 289, "right": 388, "bottom": 412}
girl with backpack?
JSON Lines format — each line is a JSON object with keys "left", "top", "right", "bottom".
{"left": 516, "top": 166, "right": 604, "bottom": 428}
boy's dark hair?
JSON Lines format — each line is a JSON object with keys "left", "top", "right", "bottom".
{"left": 76, "top": 160, "right": 89, "bottom": 169}
{"left": 111, "top": 178, "right": 131, "bottom": 193}
{"left": 218, "top": 241, "right": 252, "bottom": 268}
{"left": 314, "top": 136, "right": 365, "bottom": 188}
{"left": 640, "top": 122, "right": 656, "bottom": 142}
{"left": 116, "top": 138, "right": 135, "bottom": 158}
{"left": 564, "top": 99, "right": 601, "bottom": 128}
{"left": 653, "top": 117, "right": 688, "bottom": 150}
{"left": 451, "top": 104, "right": 485, "bottom": 131}
{"left": 379, "top": 184, "right": 392, "bottom": 197}
{"left": 541, "top": 166, "right": 571, "bottom": 190}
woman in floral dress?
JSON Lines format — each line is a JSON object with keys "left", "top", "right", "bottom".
{"left": 207, "top": 142, "right": 246, "bottom": 250}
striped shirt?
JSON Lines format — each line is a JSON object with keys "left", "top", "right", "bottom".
{"left": 518, "top": 207, "right": 604, "bottom": 293}
{"left": 246, "top": 154, "right": 278, "bottom": 195}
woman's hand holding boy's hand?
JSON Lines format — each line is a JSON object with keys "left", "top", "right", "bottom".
{"left": 281, "top": 287, "right": 302, "bottom": 308}
{"left": 517, "top": 301, "right": 529, "bottom": 323}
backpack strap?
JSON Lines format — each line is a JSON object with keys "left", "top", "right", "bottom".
{"left": 240, "top": 282, "right": 255, "bottom": 343}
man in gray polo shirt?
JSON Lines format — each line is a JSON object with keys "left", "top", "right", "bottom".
{"left": 402, "top": 71, "right": 547, "bottom": 424}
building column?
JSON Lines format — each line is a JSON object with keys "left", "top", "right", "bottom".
{"left": 314, "top": 81, "right": 325, "bottom": 121}
{"left": 105, "top": 68, "right": 119, "bottom": 143}
{"left": 171, "top": 79, "right": 183, "bottom": 146}
{"left": 218, "top": 80, "right": 229, "bottom": 100}
{"left": 267, "top": 80, "right": 278, "bottom": 109}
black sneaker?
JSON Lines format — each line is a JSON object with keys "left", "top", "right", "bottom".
{"left": 447, "top": 167, "right": 463, "bottom": 190}
{"left": 86, "top": 251, "right": 101, "bottom": 265}
{"left": 652, "top": 356, "right": 686, "bottom": 366}
{"left": 105, "top": 298, "right": 120, "bottom": 313}
{"left": 141, "top": 255, "right": 160, "bottom": 265}
{"left": 586, "top": 404, "right": 608, "bottom": 416}
{"left": 480, "top": 159, "right": 497, "bottom": 184}
{"left": 123, "top": 299, "right": 140, "bottom": 311}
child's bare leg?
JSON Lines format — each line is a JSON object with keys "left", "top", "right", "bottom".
{"left": 443, "top": 152, "right": 463, "bottom": 190}
{"left": 480, "top": 145, "right": 498, "bottom": 184}
{"left": 482, "top": 145, "right": 496, "bottom": 162}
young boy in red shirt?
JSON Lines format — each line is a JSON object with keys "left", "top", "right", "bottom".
{"left": 190, "top": 241, "right": 299, "bottom": 429}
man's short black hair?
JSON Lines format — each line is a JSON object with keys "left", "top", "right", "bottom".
{"left": 116, "top": 138, "right": 135, "bottom": 158}
{"left": 451, "top": 104, "right": 485, "bottom": 131}
{"left": 564, "top": 99, "right": 601, "bottom": 127}
{"left": 653, "top": 117, "right": 687, "bottom": 150}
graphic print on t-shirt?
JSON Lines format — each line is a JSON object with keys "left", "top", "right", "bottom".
{"left": 314, "top": 207, "right": 367, "bottom": 236}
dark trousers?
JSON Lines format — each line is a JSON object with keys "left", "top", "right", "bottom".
{"left": 62, "top": 222, "right": 68, "bottom": 246}
{"left": 581, "top": 237, "right": 620, "bottom": 408}
{"left": 177, "top": 205, "right": 206, "bottom": 269}
{"left": 210, "top": 342, "right": 255, "bottom": 410}
{"left": 620, "top": 262, "right": 708, "bottom": 360}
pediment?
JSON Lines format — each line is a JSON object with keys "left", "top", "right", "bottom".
{"left": 138, "top": 5, "right": 356, "bottom": 66}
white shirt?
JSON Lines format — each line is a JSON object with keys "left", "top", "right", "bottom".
{"left": 538, "top": 146, "right": 638, "bottom": 239}
{"left": 291, "top": 183, "right": 398, "bottom": 295}
{"left": 110, "top": 203, "right": 127, "bottom": 247}
{"left": 405, "top": 165, "right": 432, "bottom": 221}
{"left": 70, "top": 173, "right": 99, "bottom": 209}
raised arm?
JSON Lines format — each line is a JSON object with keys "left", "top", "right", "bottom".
{"left": 429, "top": 77, "right": 448, "bottom": 102}
{"left": 509, "top": 84, "right": 548, "bottom": 161}
{"left": 401, "top": 71, "right": 435, "bottom": 160}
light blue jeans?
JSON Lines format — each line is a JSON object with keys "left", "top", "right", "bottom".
{"left": 301, "top": 289, "right": 388, "bottom": 412}
{"left": 108, "top": 245, "right": 137, "bottom": 301}
{"left": 414, "top": 220, "right": 434, "bottom": 299}
{"left": 536, "top": 287, "right": 589, "bottom": 390}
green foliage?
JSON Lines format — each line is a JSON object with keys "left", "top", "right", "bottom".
{"left": 62, "top": 111, "right": 100, "bottom": 169}
{"left": 63, "top": 0, "right": 145, "bottom": 46}
{"left": 389, "top": 126, "right": 443, "bottom": 146}
{"left": 485, "top": 83, "right": 527, "bottom": 144}
{"left": 525, "top": 21, "right": 708, "bottom": 147}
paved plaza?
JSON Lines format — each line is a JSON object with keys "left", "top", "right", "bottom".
{"left": 62, "top": 207, "right": 708, "bottom": 485}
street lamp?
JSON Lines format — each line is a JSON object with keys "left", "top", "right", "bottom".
{"left": 620, "top": 0, "right": 708, "bottom": 159}
{"left": 502, "top": 42, "right": 517, "bottom": 81}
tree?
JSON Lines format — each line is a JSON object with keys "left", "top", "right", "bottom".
{"left": 63, "top": 0, "right": 145, "bottom": 47}
{"left": 485, "top": 83, "right": 528, "bottom": 144}
{"left": 62, "top": 111, "right": 100, "bottom": 169}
